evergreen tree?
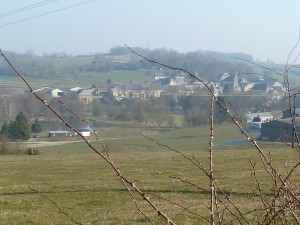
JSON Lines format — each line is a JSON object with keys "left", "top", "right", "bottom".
{"left": 0, "top": 122, "right": 9, "bottom": 136}
{"left": 31, "top": 119, "right": 42, "bottom": 133}
{"left": 0, "top": 112, "right": 31, "bottom": 140}
{"left": 14, "top": 112, "right": 31, "bottom": 140}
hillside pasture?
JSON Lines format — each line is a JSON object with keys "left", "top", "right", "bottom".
{"left": 0, "top": 125, "right": 298, "bottom": 224}
{"left": 0, "top": 70, "right": 151, "bottom": 91}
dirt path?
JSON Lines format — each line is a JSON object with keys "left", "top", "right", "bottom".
{"left": 25, "top": 136, "right": 139, "bottom": 148}
{"left": 25, "top": 140, "right": 84, "bottom": 148}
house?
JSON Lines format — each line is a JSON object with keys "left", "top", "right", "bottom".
{"left": 220, "top": 72, "right": 231, "bottom": 81}
{"left": 261, "top": 118, "right": 300, "bottom": 142}
{"left": 70, "top": 87, "right": 83, "bottom": 93}
{"left": 48, "top": 131, "right": 71, "bottom": 138}
{"left": 51, "top": 89, "right": 64, "bottom": 97}
{"left": 221, "top": 73, "right": 241, "bottom": 93}
{"left": 272, "top": 81, "right": 286, "bottom": 93}
{"left": 251, "top": 83, "right": 272, "bottom": 93}
{"left": 154, "top": 75, "right": 168, "bottom": 81}
{"left": 266, "top": 90, "right": 282, "bottom": 103}
{"left": 208, "top": 82, "right": 222, "bottom": 95}
{"left": 243, "top": 82, "right": 255, "bottom": 92}
{"left": 169, "top": 76, "right": 186, "bottom": 86}
{"left": 78, "top": 88, "right": 98, "bottom": 104}
{"left": 111, "top": 83, "right": 165, "bottom": 101}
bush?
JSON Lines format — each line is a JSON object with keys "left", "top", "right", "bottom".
{"left": 0, "top": 137, "right": 24, "bottom": 155}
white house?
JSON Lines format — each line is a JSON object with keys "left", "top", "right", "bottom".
{"left": 51, "top": 89, "right": 64, "bottom": 97}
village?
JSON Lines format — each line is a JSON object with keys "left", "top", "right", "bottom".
{"left": 30, "top": 69, "right": 298, "bottom": 143}
{"left": 45, "top": 70, "right": 286, "bottom": 103}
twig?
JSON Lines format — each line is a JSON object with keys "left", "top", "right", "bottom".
{"left": 28, "top": 185, "right": 82, "bottom": 225}
{"left": 146, "top": 192, "right": 209, "bottom": 222}
{"left": 139, "top": 133, "right": 210, "bottom": 177}
{"left": 209, "top": 96, "right": 215, "bottom": 225}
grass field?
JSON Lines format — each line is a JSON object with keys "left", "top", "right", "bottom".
{"left": 0, "top": 125, "right": 299, "bottom": 224}
{"left": 0, "top": 69, "right": 151, "bottom": 91}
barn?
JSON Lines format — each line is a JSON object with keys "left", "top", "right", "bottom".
{"left": 77, "top": 128, "right": 91, "bottom": 137}
{"left": 48, "top": 131, "right": 71, "bottom": 138}
{"left": 261, "top": 118, "right": 300, "bottom": 142}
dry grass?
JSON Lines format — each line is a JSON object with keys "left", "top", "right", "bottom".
{"left": 0, "top": 136, "right": 299, "bottom": 224}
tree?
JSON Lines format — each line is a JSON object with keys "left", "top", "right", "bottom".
{"left": 0, "top": 112, "right": 31, "bottom": 140}
{"left": 0, "top": 122, "right": 9, "bottom": 136}
{"left": 184, "top": 107, "right": 208, "bottom": 127}
{"left": 214, "top": 96, "right": 231, "bottom": 124}
{"left": 14, "top": 112, "right": 31, "bottom": 140}
{"left": 166, "top": 114, "right": 176, "bottom": 128}
{"left": 223, "top": 84, "right": 230, "bottom": 93}
{"left": 92, "top": 100, "right": 103, "bottom": 116}
{"left": 31, "top": 118, "right": 42, "bottom": 133}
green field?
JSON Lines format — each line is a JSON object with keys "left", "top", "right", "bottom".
{"left": 0, "top": 70, "right": 151, "bottom": 91}
{"left": 0, "top": 125, "right": 299, "bottom": 224}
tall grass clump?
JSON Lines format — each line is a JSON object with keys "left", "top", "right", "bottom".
{"left": 0, "top": 136, "right": 24, "bottom": 155}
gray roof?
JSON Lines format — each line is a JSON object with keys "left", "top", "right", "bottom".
{"left": 245, "top": 112, "right": 275, "bottom": 119}
{"left": 48, "top": 131, "right": 70, "bottom": 134}
{"left": 78, "top": 88, "right": 96, "bottom": 96}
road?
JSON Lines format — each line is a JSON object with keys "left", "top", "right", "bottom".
{"left": 25, "top": 135, "right": 140, "bottom": 148}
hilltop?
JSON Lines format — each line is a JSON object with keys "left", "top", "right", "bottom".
{"left": 0, "top": 47, "right": 256, "bottom": 84}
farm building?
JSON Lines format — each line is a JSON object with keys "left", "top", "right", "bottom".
{"left": 77, "top": 128, "right": 91, "bottom": 137}
{"left": 51, "top": 89, "right": 64, "bottom": 97}
{"left": 261, "top": 118, "right": 300, "bottom": 142}
{"left": 78, "top": 88, "right": 98, "bottom": 104}
{"left": 48, "top": 131, "right": 71, "bottom": 138}
{"left": 245, "top": 111, "right": 280, "bottom": 124}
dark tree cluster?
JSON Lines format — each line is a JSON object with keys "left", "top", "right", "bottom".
{"left": 1, "top": 112, "right": 31, "bottom": 140}
{"left": 31, "top": 119, "right": 42, "bottom": 133}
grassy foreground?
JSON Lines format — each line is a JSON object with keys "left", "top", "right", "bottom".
{"left": 0, "top": 126, "right": 299, "bottom": 224}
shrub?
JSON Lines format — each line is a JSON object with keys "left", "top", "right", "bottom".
{"left": 0, "top": 136, "right": 24, "bottom": 155}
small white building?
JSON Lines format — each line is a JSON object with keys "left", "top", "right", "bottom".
{"left": 51, "top": 89, "right": 64, "bottom": 97}
{"left": 245, "top": 112, "right": 275, "bottom": 124}
{"left": 245, "top": 111, "right": 282, "bottom": 129}
{"left": 77, "top": 129, "right": 91, "bottom": 137}
{"left": 70, "top": 87, "right": 83, "bottom": 92}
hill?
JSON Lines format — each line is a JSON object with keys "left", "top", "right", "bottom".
{"left": 1, "top": 47, "right": 300, "bottom": 90}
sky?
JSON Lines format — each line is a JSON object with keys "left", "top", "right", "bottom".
{"left": 2, "top": 0, "right": 300, "bottom": 63}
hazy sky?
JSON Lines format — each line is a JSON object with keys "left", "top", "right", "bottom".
{"left": 2, "top": 0, "right": 300, "bottom": 63}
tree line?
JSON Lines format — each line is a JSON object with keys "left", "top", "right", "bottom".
{"left": 92, "top": 95, "right": 273, "bottom": 127}
{"left": 0, "top": 47, "right": 256, "bottom": 82}
{"left": 0, "top": 112, "right": 41, "bottom": 141}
